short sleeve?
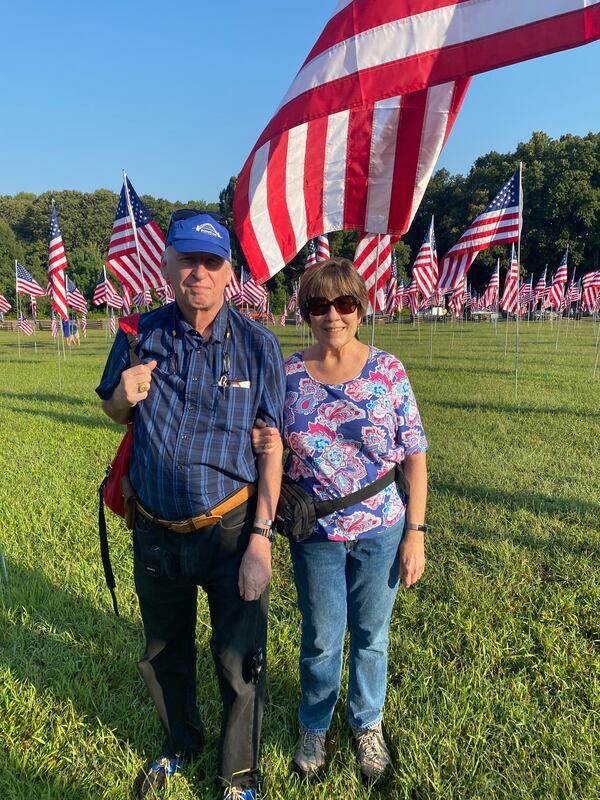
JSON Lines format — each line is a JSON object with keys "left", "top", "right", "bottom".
{"left": 392, "top": 360, "right": 428, "bottom": 455}
{"left": 95, "top": 329, "right": 130, "bottom": 400}
{"left": 256, "top": 335, "right": 286, "bottom": 434}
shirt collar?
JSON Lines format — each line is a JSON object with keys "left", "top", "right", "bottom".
{"left": 173, "top": 300, "right": 229, "bottom": 345}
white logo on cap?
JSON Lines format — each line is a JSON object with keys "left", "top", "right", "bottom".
{"left": 194, "top": 223, "right": 222, "bottom": 239}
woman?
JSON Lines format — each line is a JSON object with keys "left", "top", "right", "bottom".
{"left": 255, "top": 258, "right": 428, "bottom": 785}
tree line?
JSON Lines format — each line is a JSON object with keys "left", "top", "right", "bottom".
{"left": 1, "top": 131, "right": 598, "bottom": 315}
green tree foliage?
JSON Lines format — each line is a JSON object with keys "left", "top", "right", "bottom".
{"left": 1, "top": 132, "right": 598, "bottom": 303}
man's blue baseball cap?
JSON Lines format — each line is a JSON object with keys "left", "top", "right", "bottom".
{"left": 165, "top": 212, "right": 231, "bottom": 260}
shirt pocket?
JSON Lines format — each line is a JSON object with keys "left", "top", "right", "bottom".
{"left": 211, "top": 384, "right": 255, "bottom": 434}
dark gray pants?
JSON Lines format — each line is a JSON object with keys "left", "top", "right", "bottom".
{"left": 132, "top": 499, "right": 267, "bottom": 790}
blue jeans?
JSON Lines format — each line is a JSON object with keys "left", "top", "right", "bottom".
{"left": 289, "top": 516, "right": 404, "bottom": 733}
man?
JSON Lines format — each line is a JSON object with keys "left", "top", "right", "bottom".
{"left": 96, "top": 211, "right": 285, "bottom": 800}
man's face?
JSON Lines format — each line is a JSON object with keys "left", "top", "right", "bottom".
{"left": 161, "top": 247, "right": 232, "bottom": 322}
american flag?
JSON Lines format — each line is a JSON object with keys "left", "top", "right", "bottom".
{"left": 500, "top": 245, "right": 520, "bottom": 313}
{"left": 50, "top": 311, "right": 58, "bottom": 338}
{"left": 233, "top": 2, "right": 599, "bottom": 283}
{"left": 48, "top": 205, "right": 69, "bottom": 320}
{"left": 412, "top": 217, "right": 438, "bottom": 299}
{"left": 93, "top": 270, "right": 123, "bottom": 309}
{"left": 549, "top": 249, "right": 569, "bottom": 310}
{"left": 0, "top": 293, "right": 12, "bottom": 313}
{"left": 81, "top": 312, "right": 87, "bottom": 337}
{"left": 239, "top": 270, "right": 268, "bottom": 307}
{"left": 225, "top": 269, "right": 242, "bottom": 302}
{"left": 534, "top": 269, "right": 548, "bottom": 303}
{"left": 279, "top": 312, "right": 287, "bottom": 326}
{"left": 519, "top": 275, "right": 534, "bottom": 305}
{"left": 305, "top": 239, "right": 317, "bottom": 269}
{"left": 17, "top": 314, "right": 34, "bottom": 336}
{"left": 395, "top": 280, "right": 404, "bottom": 311}
{"left": 316, "top": 234, "right": 330, "bottom": 262}
{"left": 109, "top": 310, "right": 117, "bottom": 336}
{"left": 155, "top": 284, "right": 175, "bottom": 306}
{"left": 295, "top": 309, "right": 302, "bottom": 326}
{"left": 405, "top": 279, "right": 419, "bottom": 315}
{"left": 567, "top": 279, "right": 581, "bottom": 303}
{"left": 354, "top": 233, "right": 394, "bottom": 312}
{"left": 287, "top": 287, "right": 298, "bottom": 313}
{"left": 30, "top": 297, "right": 37, "bottom": 319}
{"left": 266, "top": 309, "right": 275, "bottom": 325}
{"left": 448, "top": 279, "right": 466, "bottom": 316}
{"left": 122, "top": 285, "right": 132, "bottom": 314}
{"left": 16, "top": 262, "right": 45, "bottom": 297}
{"left": 66, "top": 275, "right": 88, "bottom": 313}
{"left": 106, "top": 176, "right": 165, "bottom": 294}
{"left": 132, "top": 290, "right": 152, "bottom": 308}
{"left": 582, "top": 270, "right": 600, "bottom": 312}
{"left": 480, "top": 261, "right": 500, "bottom": 309}
{"left": 439, "top": 168, "right": 522, "bottom": 292}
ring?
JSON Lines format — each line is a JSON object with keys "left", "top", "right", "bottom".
{"left": 138, "top": 382, "right": 148, "bottom": 394}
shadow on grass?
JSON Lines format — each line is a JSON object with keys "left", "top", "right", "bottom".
{"left": 0, "top": 390, "right": 97, "bottom": 407}
{"left": 0, "top": 560, "right": 302, "bottom": 796}
{"left": 428, "top": 398, "right": 598, "bottom": 420}
{"left": 434, "top": 480, "right": 600, "bottom": 538}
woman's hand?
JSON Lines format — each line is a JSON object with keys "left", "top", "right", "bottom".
{"left": 251, "top": 418, "right": 282, "bottom": 455}
{"left": 399, "top": 530, "right": 425, "bottom": 588}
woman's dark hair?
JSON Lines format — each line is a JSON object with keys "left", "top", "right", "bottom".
{"left": 298, "top": 258, "right": 368, "bottom": 322}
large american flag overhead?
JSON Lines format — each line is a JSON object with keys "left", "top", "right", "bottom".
{"left": 106, "top": 177, "right": 165, "bottom": 294}
{"left": 438, "top": 168, "right": 522, "bottom": 292}
{"left": 234, "top": 1, "right": 600, "bottom": 282}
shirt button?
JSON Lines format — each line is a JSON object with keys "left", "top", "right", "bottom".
{"left": 177, "top": 465, "right": 184, "bottom": 471}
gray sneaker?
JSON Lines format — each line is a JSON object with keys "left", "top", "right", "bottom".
{"left": 293, "top": 725, "right": 327, "bottom": 781}
{"left": 351, "top": 722, "right": 392, "bottom": 785}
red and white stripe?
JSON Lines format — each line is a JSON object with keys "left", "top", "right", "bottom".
{"left": 316, "top": 234, "right": 330, "bottom": 262}
{"left": 0, "top": 293, "right": 11, "bottom": 313}
{"left": 500, "top": 245, "right": 520, "bottom": 313}
{"left": 225, "top": 269, "right": 242, "bottom": 302}
{"left": 354, "top": 233, "right": 395, "bottom": 311}
{"left": 48, "top": 214, "right": 69, "bottom": 321}
{"left": 234, "top": 1, "right": 599, "bottom": 283}
{"left": 480, "top": 261, "right": 500, "bottom": 309}
{"left": 411, "top": 216, "right": 438, "bottom": 298}
{"left": 549, "top": 260, "right": 569, "bottom": 309}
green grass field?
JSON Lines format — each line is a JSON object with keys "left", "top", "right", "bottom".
{"left": 0, "top": 319, "right": 598, "bottom": 800}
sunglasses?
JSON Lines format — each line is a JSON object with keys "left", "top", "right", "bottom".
{"left": 306, "top": 295, "right": 359, "bottom": 316}
{"left": 166, "top": 208, "right": 229, "bottom": 240}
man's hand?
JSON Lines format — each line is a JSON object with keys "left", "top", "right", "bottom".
{"left": 238, "top": 534, "right": 272, "bottom": 601}
{"left": 101, "top": 360, "right": 158, "bottom": 425}
{"left": 399, "top": 530, "right": 425, "bottom": 588}
{"left": 251, "top": 418, "right": 281, "bottom": 456}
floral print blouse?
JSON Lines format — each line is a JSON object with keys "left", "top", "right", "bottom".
{"left": 283, "top": 347, "right": 428, "bottom": 541}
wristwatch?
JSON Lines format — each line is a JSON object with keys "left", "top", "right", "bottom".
{"left": 251, "top": 525, "right": 276, "bottom": 543}
{"left": 405, "top": 522, "right": 429, "bottom": 533}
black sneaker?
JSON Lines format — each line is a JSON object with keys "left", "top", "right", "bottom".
{"left": 137, "top": 755, "right": 183, "bottom": 798}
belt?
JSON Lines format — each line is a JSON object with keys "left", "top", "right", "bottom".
{"left": 136, "top": 483, "right": 257, "bottom": 533}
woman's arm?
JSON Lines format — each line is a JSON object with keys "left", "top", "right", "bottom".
{"left": 399, "top": 451, "right": 428, "bottom": 588}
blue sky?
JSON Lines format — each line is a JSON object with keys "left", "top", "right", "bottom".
{"left": 1, "top": 1, "right": 598, "bottom": 203}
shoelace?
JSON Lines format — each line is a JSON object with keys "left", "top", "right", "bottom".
{"left": 302, "top": 729, "right": 326, "bottom": 757}
{"left": 357, "top": 729, "right": 388, "bottom": 766}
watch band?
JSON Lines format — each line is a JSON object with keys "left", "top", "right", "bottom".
{"left": 251, "top": 525, "right": 276, "bottom": 543}
{"left": 254, "top": 516, "right": 273, "bottom": 527}
{"left": 405, "top": 522, "right": 428, "bottom": 533}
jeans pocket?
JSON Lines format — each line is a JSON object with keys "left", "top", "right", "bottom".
{"left": 134, "top": 520, "right": 176, "bottom": 579}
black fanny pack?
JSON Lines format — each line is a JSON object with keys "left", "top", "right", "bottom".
{"left": 275, "top": 463, "right": 410, "bottom": 543}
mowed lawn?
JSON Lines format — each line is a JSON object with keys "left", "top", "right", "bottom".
{"left": 0, "top": 319, "right": 598, "bottom": 800}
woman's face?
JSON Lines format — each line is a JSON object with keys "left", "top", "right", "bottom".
{"left": 308, "top": 294, "right": 360, "bottom": 350}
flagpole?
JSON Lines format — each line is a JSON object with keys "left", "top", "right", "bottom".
{"left": 494, "top": 259, "right": 500, "bottom": 336}
{"left": 15, "top": 262, "right": 22, "bottom": 359}
{"left": 514, "top": 163, "right": 523, "bottom": 398}
{"left": 123, "top": 170, "right": 150, "bottom": 311}
{"left": 371, "top": 235, "right": 381, "bottom": 347}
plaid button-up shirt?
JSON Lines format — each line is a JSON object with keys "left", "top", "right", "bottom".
{"left": 97, "top": 301, "right": 285, "bottom": 520}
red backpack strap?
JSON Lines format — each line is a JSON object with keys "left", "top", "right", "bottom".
{"left": 118, "top": 313, "right": 140, "bottom": 336}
